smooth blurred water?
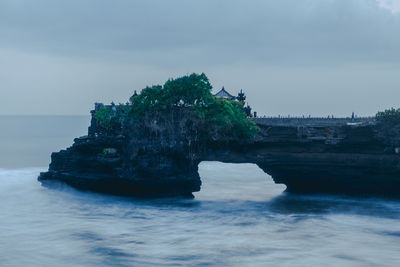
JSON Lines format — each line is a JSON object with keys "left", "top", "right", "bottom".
{"left": 1, "top": 116, "right": 400, "bottom": 267}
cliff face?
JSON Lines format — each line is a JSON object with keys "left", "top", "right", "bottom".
{"left": 204, "top": 123, "right": 400, "bottom": 196}
{"left": 39, "top": 110, "right": 400, "bottom": 197}
{"left": 39, "top": 107, "right": 202, "bottom": 197}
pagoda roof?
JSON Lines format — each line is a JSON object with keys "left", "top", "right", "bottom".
{"left": 214, "top": 87, "right": 235, "bottom": 99}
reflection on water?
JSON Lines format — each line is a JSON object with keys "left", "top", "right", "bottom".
{"left": 1, "top": 116, "right": 400, "bottom": 266}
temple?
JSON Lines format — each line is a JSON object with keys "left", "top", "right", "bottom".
{"left": 214, "top": 87, "right": 255, "bottom": 117}
{"left": 214, "top": 87, "right": 236, "bottom": 100}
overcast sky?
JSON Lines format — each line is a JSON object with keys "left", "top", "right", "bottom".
{"left": 1, "top": 0, "right": 399, "bottom": 116}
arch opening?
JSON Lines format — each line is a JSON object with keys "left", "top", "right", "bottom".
{"left": 195, "top": 161, "right": 286, "bottom": 201}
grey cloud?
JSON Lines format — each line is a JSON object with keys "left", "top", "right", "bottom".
{"left": 0, "top": 0, "right": 399, "bottom": 116}
{"left": 1, "top": 0, "right": 399, "bottom": 65}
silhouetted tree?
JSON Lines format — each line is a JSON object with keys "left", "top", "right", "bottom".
{"left": 237, "top": 89, "right": 246, "bottom": 103}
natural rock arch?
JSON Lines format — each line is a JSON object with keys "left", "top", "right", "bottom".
{"left": 197, "top": 161, "right": 286, "bottom": 199}
{"left": 39, "top": 117, "right": 400, "bottom": 198}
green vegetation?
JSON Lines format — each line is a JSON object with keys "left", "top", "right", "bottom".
{"left": 95, "top": 73, "right": 257, "bottom": 140}
{"left": 194, "top": 97, "right": 257, "bottom": 139}
{"left": 94, "top": 104, "right": 130, "bottom": 130}
{"left": 376, "top": 108, "right": 400, "bottom": 124}
{"left": 128, "top": 73, "right": 213, "bottom": 119}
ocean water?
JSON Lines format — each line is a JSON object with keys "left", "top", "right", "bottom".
{"left": 1, "top": 116, "right": 400, "bottom": 267}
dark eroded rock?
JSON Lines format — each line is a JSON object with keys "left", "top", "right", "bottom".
{"left": 39, "top": 110, "right": 400, "bottom": 198}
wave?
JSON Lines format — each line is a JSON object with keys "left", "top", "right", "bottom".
{"left": 0, "top": 167, "right": 45, "bottom": 192}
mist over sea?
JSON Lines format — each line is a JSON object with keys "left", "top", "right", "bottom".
{"left": 1, "top": 116, "right": 400, "bottom": 266}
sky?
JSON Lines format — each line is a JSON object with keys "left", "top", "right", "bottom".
{"left": 0, "top": 0, "right": 399, "bottom": 116}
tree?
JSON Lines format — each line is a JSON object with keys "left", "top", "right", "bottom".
{"left": 376, "top": 108, "right": 400, "bottom": 124}
{"left": 237, "top": 89, "right": 246, "bottom": 103}
{"left": 97, "top": 73, "right": 258, "bottom": 140}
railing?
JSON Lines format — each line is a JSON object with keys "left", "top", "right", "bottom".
{"left": 254, "top": 116, "right": 376, "bottom": 127}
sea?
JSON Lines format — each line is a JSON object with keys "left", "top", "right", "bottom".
{"left": 0, "top": 116, "right": 400, "bottom": 267}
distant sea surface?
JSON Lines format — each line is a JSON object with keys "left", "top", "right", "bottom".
{"left": 1, "top": 116, "right": 400, "bottom": 267}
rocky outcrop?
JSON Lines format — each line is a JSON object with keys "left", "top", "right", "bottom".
{"left": 201, "top": 122, "right": 400, "bottom": 197}
{"left": 40, "top": 105, "right": 203, "bottom": 197}
{"left": 39, "top": 134, "right": 200, "bottom": 197}
{"left": 39, "top": 108, "right": 400, "bottom": 198}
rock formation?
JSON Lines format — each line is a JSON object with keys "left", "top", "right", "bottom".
{"left": 39, "top": 106, "right": 400, "bottom": 198}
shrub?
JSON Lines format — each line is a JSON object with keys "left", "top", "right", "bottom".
{"left": 195, "top": 97, "right": 257, "bottom": 140}
{"left": 95, "top": 104, "right": 130, "bottom": 130}
{"left": 376, "top": 108, "right": 400, "bottom": 124}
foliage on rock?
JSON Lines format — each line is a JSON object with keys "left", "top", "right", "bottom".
{"left": 194, "top": 97, "right": 258, "bottom": 140}
{"left": 128, "top": 73, "right": 213, "bottom": 118}
{"left": 376, "top": 108, "right": 400, "bottom": 124}
{"left": 94, "top": 104, "right": 130, "bottom": 130}
{"left": 375, "top": 108, "right": 400, "bottom": 147}
{"left": 96, "top": 73, "right": 257, "bottom": 141}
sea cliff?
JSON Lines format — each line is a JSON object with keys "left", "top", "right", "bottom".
{"left": 39, "top": 109, "right": 400, "bottom": 197}
{"left": 38, "top": 73, "right": 400, "bottom": 198}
